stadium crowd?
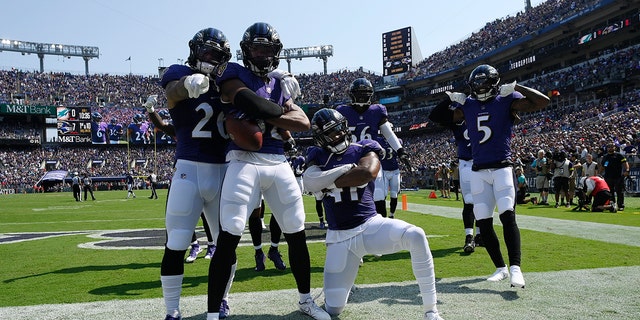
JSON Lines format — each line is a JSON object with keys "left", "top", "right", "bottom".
{"left": 2, "top": 0, "right": 640, "bottom": 193}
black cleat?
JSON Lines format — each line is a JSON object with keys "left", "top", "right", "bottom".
{"left": 463, "top": 234, "right": 475, "bottom": 253}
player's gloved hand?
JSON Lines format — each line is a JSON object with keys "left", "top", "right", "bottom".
{"left": 284, "top": 137, "right": 297, "bottom": 152}
{"left": 446, "top": 91, "right": 466, "bottom": 105}
{"left": 268, "top": 69, "right": 301, "bottom": 100}
{"left": 183, "top": 73, "right": 209, "bottom": 98}
{"left": 396, "top": 148, "right": 413, "bottom": 172}
{"left": 499, "top": 80, "right": 517, "bottom": 97}
{"left": 144, "top": 94, "right": 158, "bottom": 113}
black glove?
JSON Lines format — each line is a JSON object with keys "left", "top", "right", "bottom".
{"left": 284, "top": 137, "right": 297, "bottom": 152}
{"left": 396, "top": 148, "right": 412, "bottom": 172}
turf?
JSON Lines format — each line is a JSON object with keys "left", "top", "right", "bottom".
{"left": 1, "top": 189, "right": 639, "bottom": 313}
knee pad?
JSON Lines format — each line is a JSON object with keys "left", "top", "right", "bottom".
{"left": 166, "top": 229, "right": 196, "bottom": 251}
{"left": 499, "top": 210, "right": 516, "bottom": 226}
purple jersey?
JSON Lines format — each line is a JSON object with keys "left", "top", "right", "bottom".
{"left": 160, "top": 64, "right": 228, "bottom": 163}
{"left": 306, "top": 139, "right": 384, "bottom": 230}
{"left": 127, "top": 122, "right": 149, "bottom": 144}
{"left": 153, "top": 121, "right": 176, "bottom": 145}
{"left": 461, "top": 92, "right": 523, "bottom": 167}
{"left": 291, "top": 155, "right": 305, "bottom": 177}
{"left": 452, "top": 121, "right": 472, "bottom": 161}
{"left": 376, "top": 137, "right": 399, "bottom": 171}
{"left": 91, "top": 121, "right": 108, "bottom": 143}
{"left": 107, "top": 123, "right": 124, "bottom": 142}
{"left": 215, "top": 62, "right": 289, "bottom": 155}
{"left": 336, "top": 103, "right": 388, "bottom": 142}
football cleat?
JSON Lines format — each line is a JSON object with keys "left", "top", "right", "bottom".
{"left": 219, "top": 299, "right": 230, "bottom": 319}
{"left": 204, "top": 244, "right": 216, "bottom": 259}
{"left": 610, "top": 203, "right": 618, "bottom": 213}
{"left": 510, "top": 265, "right": 526, "bottom": 288}
{"left": 474, "top": 234, "right": 484, "bottom": 247}
{"left": 487, "top": 267, "right": 509, "bottom": 282}
{"left": 255, "top": 250, "right": 266, "bottom": 271}
{"left": 299, "top": 296, "right": 331, "bottom": 320}
{"left": 424, "top": 310, "right": 445, "bottom": 320}
{"left": 185, "top": 243, "right": 201, "bottom": 263}
{"left": 268, "top": 247, "right": 287, "bottom": 270}
{"left": 463, "top": 234, "right": 475, "bottom": 253}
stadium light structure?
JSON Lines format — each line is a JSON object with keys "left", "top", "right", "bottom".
{"left": 236, "top": 45, "right": 333, "bottom": 75}
{"left": 0, "top": 38, "right": 99, "bottom": 75}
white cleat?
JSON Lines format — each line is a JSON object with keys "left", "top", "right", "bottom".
{"left": 510, "top": 265, "right": 526, "bottom": 288}
{"left": 299, "top": 297, "right": 331, "bottom": 320}
{"left": 487, "top": 267, "right": 509, "bottom": 282}
{"left": 424, "top": 310, "right": 444, "bottom": 320}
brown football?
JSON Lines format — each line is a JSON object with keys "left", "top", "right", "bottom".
{"left": 225, "top": 117, "right": 263, "bottom": 151}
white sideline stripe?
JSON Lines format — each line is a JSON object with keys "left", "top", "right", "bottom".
{"left": 408, "top": 203, "right": 640, "bottom": 247}
{"left": 2, "top": 266, "right": 638, "bottom": 319}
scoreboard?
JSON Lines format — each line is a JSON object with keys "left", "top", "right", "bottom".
{"left": 56, "top": 106, "right": 92, "bottom": 143}
{"left": 382, "top": 27, "right": 413, "bottom": 76}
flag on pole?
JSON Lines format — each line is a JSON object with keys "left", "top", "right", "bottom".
{"left": 125, "top": 56, "right": 131, "bottom": 61}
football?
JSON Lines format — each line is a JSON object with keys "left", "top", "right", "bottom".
{"left": 225, "top": 117, "right": 263, "bottom": 151}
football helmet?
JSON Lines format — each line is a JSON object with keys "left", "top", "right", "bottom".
{"left": 240, "top": 22, "right": 283, "bottom": 76}
{"left": 158, "top": 109, "right": 171, "bottom": 119}
{"left": 91, "top": 112, "right": 103, "bottom": 122}
{"left": 133, "top": 113, "right": 144, "bottom": 124}
{"left": 311, "top": 108, "right": 351, "bottom": 154}
{"left": 110, "top": 118, "right": 117, "bottom": 125}
{"left": 349, "top": 78, "right": 374, "bottom": 107}
{"left": 187, "top": 27, "right": 232, "bottom": 75}
{"left": 468, "top": 64, "right": 500, "bottom": 101}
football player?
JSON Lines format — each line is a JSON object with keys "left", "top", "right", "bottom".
{"left": 303, "top": 108, "right": 443, "bottom": 320}
{"left": 157, "top": 27, "right": 235, "bottom": 320}
{"left": 107, "top": 118, "right": 124, "bottom": 144}
{"left": 208, "top": 22, "right": 330, "bottom": 320}
{"left": 428, "top": 97, "right": 481, "bottom": 253}
{"left": 336, "top": 78, "right": 411, "bottom": 216}
{"left": 433, "top": 64, "right": 550, "bottom": 288}
{"left": 90, "top": 111, "right": 108, "bottom": 144}
{"left": 127, "top": 113, "right": 149, "bottom": 144}
{"left": 374, "top": 136, "right": 402, "bottom": 218}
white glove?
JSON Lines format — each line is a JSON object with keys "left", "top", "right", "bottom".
{"left": 446, "top": 91, "right": 467, "bottom": 105}
{"left": 268, "top": 69, "right": 301, "bottom": 100}
{"left": 499, "top": 80, "right": 517, "bottom": 97}
{"left": 144, "top": 94, "right": 158, "bottom": 113}
{"left": 183, "top": 74, "right": 209, "bottom": 98}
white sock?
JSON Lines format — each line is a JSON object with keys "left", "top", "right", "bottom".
{"left": 207, "top": 313, "right": 219, "bottom": 320}
{"left": 161, "top": 274, "right": 183, "bottom": 315}
{"left": 299, "top": 292, "right": 311, "bottom": 304}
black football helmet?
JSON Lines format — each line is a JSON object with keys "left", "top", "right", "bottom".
{"left": 240, "top": 22, "right": 283, "bottom": 76}
{"left": 158, "top": 109, "right": 171, "bottom": 119}
{"left": 110, "top": 118, "right": 117, "bottom": 125}
{"left": 91, "top": 112, "right": 103, "bottom": 122}
{"left": 349, "top": 78, "right": 374, "bottom": 107}
{"left": 468, "top": 64, "right": 500, "bottom": 101}
{"left": 311, "top": 108, "right": 351, "bottom": 154}
{"left": 187, "top": 28, "right": 232, "bottom": 75}
{"left": 133, "top": 113, "right": 144, "bottom": 124}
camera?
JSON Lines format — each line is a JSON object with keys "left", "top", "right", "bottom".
{"left": 551, "top": 151, "right": 566, "bottom": 162}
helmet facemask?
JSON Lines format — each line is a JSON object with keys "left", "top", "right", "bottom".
{"left": 312, "top": 109, "right": 352, "bottom": 154}
{"left": 468, "top": 65, "right": 500, "bottom": 101}
{"left": 241, "top": 40, "right": 282, "bottom": 76}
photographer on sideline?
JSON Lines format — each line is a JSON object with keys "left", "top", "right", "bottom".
{"left": 515, "top": 167, "right": 536, "bottom": 205}
{"left": 577, "top": 176, "right": 617, "bottom": 213}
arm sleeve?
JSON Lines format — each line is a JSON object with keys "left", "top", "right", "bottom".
{"left": 303, "top": 164, "right": 354, "bottom": 192}
{"left": 428, "top": 99, "right": 455, "bottom": 126}
{"left": 233, "top": 89, "right": 284, "bottom": 119}
{"left": 379, "top": 122, "right": 402, "bottom": 151}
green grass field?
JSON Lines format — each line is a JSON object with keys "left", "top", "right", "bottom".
{"left": 1, "top": 189, "right": 639, "bottom": 318}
